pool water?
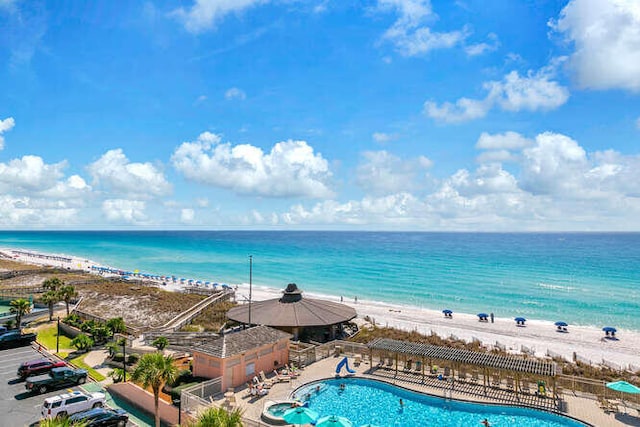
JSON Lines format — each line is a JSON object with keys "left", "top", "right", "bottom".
{"left": 267, "top": 402, "right": 295, "bottom": 417}
{"left": 294, "top": 378, "right": 587, "bottom": 427}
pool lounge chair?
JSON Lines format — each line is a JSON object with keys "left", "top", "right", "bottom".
{"left": 457, "top": 368, "right": 467, "bottom": 381}
{"left": 413, "top": 360, "right": 422, "bottom": 374}
{"left": 259, "top": 370, "right": 275, "bottom": 387}
{"left": 354, "top": 355, "right": 362, "bottom": 366}
{"left": 470, "top": 370, "right": 480, "bottom": 383}
{"left": 506, "top": 377, "right": 514, "bottom": 390}
{"left": 403, "top": 360, "right": 413, "bottom": 372}
{"left": 272, "top": 369, "right": 292, "bottom": 382}
{"left": 491, "top": 374, "right": 501, "bottom": 388}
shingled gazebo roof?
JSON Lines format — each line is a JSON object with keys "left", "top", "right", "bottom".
{"left": 194, "top": 325, "right": 292, "bottom": 358}
{"left": 227, "top": 283, "right": 357, "bottom": 328}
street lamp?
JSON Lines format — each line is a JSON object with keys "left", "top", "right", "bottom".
{"left": 56, "top": 316, "right": 60, "bottom": 354}
{"left": 122, "top": 338, "right": 126, "bottom": 382}
{"left": 248, "top": 255, "right": 253, "bottom": 328}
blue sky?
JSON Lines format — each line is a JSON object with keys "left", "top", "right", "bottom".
{"left": 1, "top": 0, "right": 639, "bottom": 230}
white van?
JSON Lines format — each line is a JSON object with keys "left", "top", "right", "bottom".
{"left": 41, "top": 390, "right": 106, "bottom": 418}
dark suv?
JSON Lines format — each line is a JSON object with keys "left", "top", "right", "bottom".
{"left": 17, "top": 359, "right": 66, "bottom": 379}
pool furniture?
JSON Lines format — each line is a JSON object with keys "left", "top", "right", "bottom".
{"left": 259, "top": 371, "right": 275, "bottom": 387}
{"left": 477, "top": 313, "right": 489, "bottom": 322}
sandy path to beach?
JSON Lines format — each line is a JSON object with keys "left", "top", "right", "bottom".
{"left": 5, "top": 247, "right": 639, "bottom": 370}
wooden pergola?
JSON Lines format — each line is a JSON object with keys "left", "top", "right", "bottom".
{"left": 368, "top": 338, "right": 559, "bottom": 400}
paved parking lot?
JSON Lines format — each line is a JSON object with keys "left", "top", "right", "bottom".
{"left": 0, "top": 345, "right": 82, "bottom": 427}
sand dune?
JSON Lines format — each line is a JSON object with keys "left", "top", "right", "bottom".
{"left": 5, "top": 247, "right": 639, "bottom": 370}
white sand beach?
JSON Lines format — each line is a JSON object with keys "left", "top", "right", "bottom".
{"left": 4, "top": 247, "right": 640, "bottom": 370}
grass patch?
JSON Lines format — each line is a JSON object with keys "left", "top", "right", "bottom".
{"left": 37, "top": 325, "right": 73, "bottom": 351}
{"left": 69, "top": 353, "right": 106, "bottom": 382}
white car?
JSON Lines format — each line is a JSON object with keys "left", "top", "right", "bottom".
{"left": 41, "top": 390, "right": 106, "bottom": 419}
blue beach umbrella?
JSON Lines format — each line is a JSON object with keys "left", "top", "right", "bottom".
{"left": 603, "top": 326, "right": 617, "bottom": 337}
{"left": 477, "top": 313, "right": 488, "bottom": 318}
{"left": 554, "top": 321, "right": 568, "bottom": 327}
{"left": 442, "top": 309, "right": 453, "bottom": 316}
{"left": 515, "top": 317, "right": 526, "bottom": 323}
{"left": 282, "top": 406, "right": 319, "bottom": 426}
{"left": 316, "top": 415, "right": 353, "bottom": 427}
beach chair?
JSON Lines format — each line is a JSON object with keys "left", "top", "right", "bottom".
{"left": 491, "top": 374, "right": 501, "bottom": 388}
{"left": 506, "top": 377, "right": 514, "bottom": 390}
{"left": 470, "top": 370, "right": 479, "bottom": 383}
{"left": 413, "top": 360, "right": 422, "bottom": 374}
{"left": 259, "top": 370, "right": 274, "bottom": 387}
{"left": 354, "top": 355, "right": 362, "bottom": 367}
{"left": 272, "top": 369, "right": 291, "bottom": 382}
{"left": 403, "top": 360, "right": 413, "bottom": 372}
{"left": 385, "top": 357, "right": 394, "bottom": 369}
{"left": 285, "top": 364, "right": 300, "bottom": 378}
{"left": 430, "top": 365, "right": 439, "bottom": 377}
{"left": 443, "top": 366, "right": 451, "bottom": 378}
{"left": 457, "top": 368, "right": 467, "bottom": 381}
{"left": 519, "top": 379, "right": 531, "bottom": 394}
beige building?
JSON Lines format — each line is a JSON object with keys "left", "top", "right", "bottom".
{"left": 192, "top": 325, "right": 292, "bottom": 390}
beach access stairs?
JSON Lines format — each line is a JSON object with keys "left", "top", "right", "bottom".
{"left": 148, "top": 287, "right": 235, "bottom": 333}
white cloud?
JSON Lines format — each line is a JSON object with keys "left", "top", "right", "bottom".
{"left": 551, "top": 0, "right": 640, "bottom": 92}
{"left": 485, "top": 69, "right": 569, "bottom": 112}
{"left": 425, "top": 64, "right": 569, "bottom": 123}
{"left": 279, "top": 130, "right": 640, "bottom": 230}
{"left": 225, "top": 87, "right": 246, "bottom": 101}
{"left": 372, "top": 132, "right": 398, "bottom": 144}
{"left": 377, "top": 0, "right": 470, "bottom": 56}
{"left": 102, "top": 199, "right": 147, "bottom": 224}
{"left": 476, "top": 131, "right": 532, "bottom": 150}
{"left": 87, "top": 149, "right": 171, "bottom": 198}
{"left": 0, "top": 155, "right": 66, "bottom": 192}
{"left": 424, "top": 97, "right": 490, "bottom": 123}
{"left": 171, "top": 132, "right": 334, "bottom": 198}
{"left": 465, "top": 33, "right": 499, "bottom": 56}
{"left": 356, "top": 151, "right": 432, "bottom": 196}
{"left": 181, "top": 208, "right": 195, "bottom": 223}
{"left": 172, "top": 0, "right": 267, "bottom": 34}
{"left": 0, "top": 117, "right": 15, "bottom": 150}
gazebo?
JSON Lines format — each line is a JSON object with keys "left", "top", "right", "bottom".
{"left": 227, "top": 283, "right": 357, "bottom": 341}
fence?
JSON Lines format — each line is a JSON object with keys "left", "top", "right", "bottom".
{"left": 558, "top": 375, "right": 640, "bottom": 406}
{"left": 289, "top": 339, "right": 369, "bottom": 368}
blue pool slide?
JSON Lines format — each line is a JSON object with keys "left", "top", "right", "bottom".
{"left": 336, "top": 357, "right": 356, "bottom": 374}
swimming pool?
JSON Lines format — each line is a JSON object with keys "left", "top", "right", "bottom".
{"left": 293, "top": 378, "right": 587, "bottom": 427}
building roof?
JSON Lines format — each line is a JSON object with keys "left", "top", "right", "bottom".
{"left": 227, "top": 283, "right": 357, "bottom": 328}
{"left": 368, "top": 338, "right": 557, "bottom": 377}
{"left": 193, "top": 325, "right": 292, "bottom": 359}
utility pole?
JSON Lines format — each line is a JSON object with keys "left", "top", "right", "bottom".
{"left": 56, "top": 317, "right": 60, "bottom": 354}
{"left": 248, "top": 255, "right": 253, "bottom": 328}
{"left": 122, "top": 338, "right": 126, "bottom": 382}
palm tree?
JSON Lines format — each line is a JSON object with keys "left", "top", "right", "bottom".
{"left": 131, "top": 352, "right": 177, "bottom": 427}
{"left": 9, "top": 298, "right": 32, "bottom": 330}
{"left": 152, "top": 336, "right": 169, "bottom": 351}
{"left": 41, "top": 290, "right": 60, "bottom": 322}
{"left": 43, "top": 277, "right": 64, "bottom": 292}
{"left": 187, "top": 406, "right": 243, "bottom": 427}
{"left": 58, "top": 285, "right": 78, "bottom": 316}
{"left": 106, "top": 317, "right": 126, "bottom": 334}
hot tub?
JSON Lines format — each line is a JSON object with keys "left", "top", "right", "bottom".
{"left": 261, "top": 400, "right": 301, "bottom": 425}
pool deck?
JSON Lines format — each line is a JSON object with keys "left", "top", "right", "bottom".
{"left": 216, "top": 356, "right": 640, "bottom": 427}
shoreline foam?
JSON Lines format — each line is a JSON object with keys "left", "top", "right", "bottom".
{"left": 3, "top": 247, "right": 640, "bottom": 369}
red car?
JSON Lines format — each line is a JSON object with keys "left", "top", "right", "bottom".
{"left": 17, "top": 359, "right": 66, "bottom": 379}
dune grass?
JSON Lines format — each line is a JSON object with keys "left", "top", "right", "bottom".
{"left": 69, "top": 353, "right": 106, "bottom": 382}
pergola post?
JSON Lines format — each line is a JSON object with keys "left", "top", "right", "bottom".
{"left": 483, "top": 367, "right": 488, "bottom": 395}
{"left": 394, "top": 353, "right": 398, "bottom": 376}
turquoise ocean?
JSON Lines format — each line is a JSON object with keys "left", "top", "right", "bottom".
{"left": 0, "top": 231, "right": 639, "bottom": 330}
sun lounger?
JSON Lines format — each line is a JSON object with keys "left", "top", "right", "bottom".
{"left": 385, "top": 357, "right": 394, "bottom": 369}
{"left": 520, "top": 379, "right": 531, "bottom": 394}
{"left": 272, "top": 369, "right": 291, "bottom": 382}
{"left": 598, "top": 397, "right": 618, "bottom": 413}
{"left": 470, "top": 370, "right": 480, "bottom": 383}
{"left": 413, "top": 361, "right": 422, "bottom": 374}
{"left": 443, "top": 367, "right": 451, "bottom": 378}
{"left": 259, "top": 370, "right": 275, "bottom": 387}
{"left": 403, "top": 360, "right": 413, "bottom": 372}
{"left": 354, "top": 355, "right": 362, "bottom": 366}
{"left": 457, "top": 368, "right": 467, "bottom": 381}
{"left": 491, "top": 374, "right": 501, "bottom": 387}
{"left": 506, "top": 377, "right": 514, "bottom": 390}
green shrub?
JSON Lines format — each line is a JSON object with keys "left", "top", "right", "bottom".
{"left": 71, "top": 333, "right": 94, "bottom": 352}
{"left": 126, "top": 353, "right": 139, "bottom": 365}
